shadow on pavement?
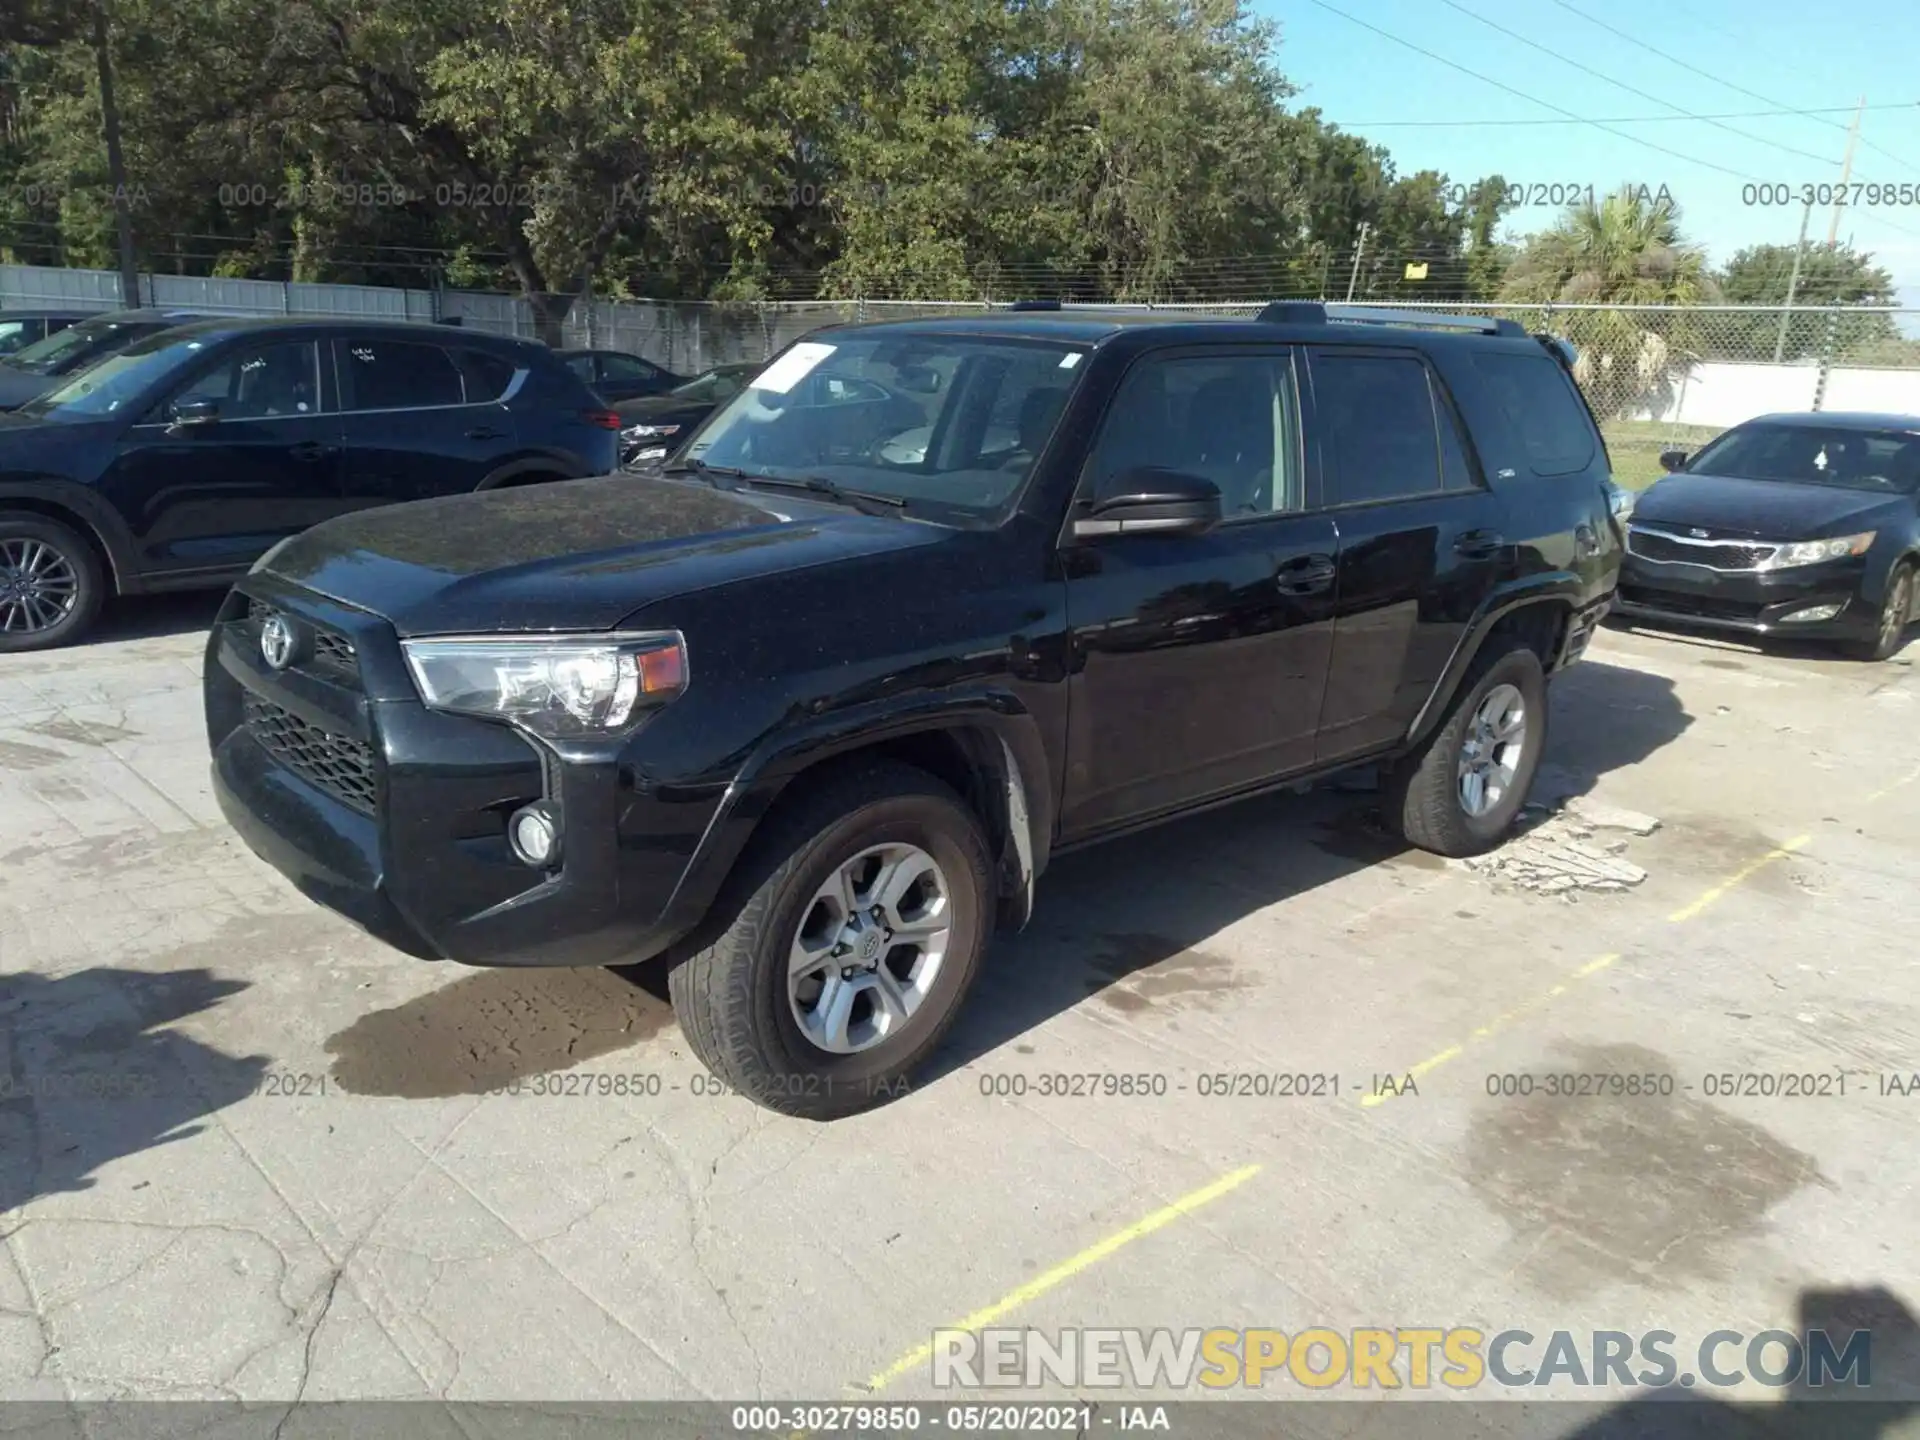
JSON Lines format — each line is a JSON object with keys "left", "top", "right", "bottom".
{"left": 923, "top": 656, "right": 1691, "bottom": 1078}
{"left": 80, "top": 589, "right": 226, "bottom": 647}
{"left": 0, "top": 967, "right": 268, "bottom": 1216}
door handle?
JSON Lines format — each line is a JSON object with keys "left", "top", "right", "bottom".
{"left": 466, "top": 426, "right": 508, "bottom": 441}
{"left": 1454, "top": 528, "right": 1505, "bottom": 558}
{"left": 288, "top": 441, "right": 336, "bottom": 462}
{"left": 1275, "top": 553, "right": 1337, "bottom": 595}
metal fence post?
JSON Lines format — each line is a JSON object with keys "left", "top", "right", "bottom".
{"left": 1812, "top": 307, "right": 1839, "bottom": 412}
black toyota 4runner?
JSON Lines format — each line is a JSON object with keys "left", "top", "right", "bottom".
{"left": 204, "top": 302, "right": 1625, "bottom": 1118}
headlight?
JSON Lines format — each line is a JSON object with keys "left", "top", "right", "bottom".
{"left": 621, "top": 423, "right": 681, "bottom": 440}
{"left": 1758, "top": 532, "right": 1875, "bottom": 570}
{"left": 401, "top": 633, "right": 687, "bottom": 739}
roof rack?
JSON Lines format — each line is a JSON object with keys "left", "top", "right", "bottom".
{"left": 1255, "top": 301, "right": 1528, "bottom": 338}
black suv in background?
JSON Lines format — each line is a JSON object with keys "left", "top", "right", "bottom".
{"left": 0, "top": 317, "right": 619, "bottom": 649}
{"left": 205, "top": 303, "right": 1623, "bottom": 1118}
{"left": 0, "top": 307, "right": 217, "bottom": 409}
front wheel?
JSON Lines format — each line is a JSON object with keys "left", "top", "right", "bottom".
{"left": 0, "top": 512, "right": 105, "bottom": 653}
{"left": 1382, "top": 644, "right": 1548, "bottom": 858}
{"left": 1846, "top": 561, "right": 1915, "bottom": 663}
{"left": 667, "top": 760, "right": 994, "bottom": 1119}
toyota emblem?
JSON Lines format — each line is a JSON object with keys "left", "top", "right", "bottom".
{"left": 260, "top": 614, "right": 296, "bottom": 670}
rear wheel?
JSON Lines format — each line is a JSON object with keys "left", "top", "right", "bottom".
{"left": 1846, "top": 561, "right": 1915, "bottom": 663}
{"left": 0, "top": 512, "right": 104, "bottom": 653}
{"left": 667, "top": 759, "right": 994, "bottom": 1120}
{"left": 1383, "top": 644, "right": 1548, "bottom": 858}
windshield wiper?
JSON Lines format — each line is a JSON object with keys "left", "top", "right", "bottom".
{"left": 744, "top": 473, "right": 909, "bottom": 517}
{"left": 659, "top": 457, "right": 746, "bottom": 488}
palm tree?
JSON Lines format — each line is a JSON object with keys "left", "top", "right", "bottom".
{"left": 1500, "top": 188, "right": 1719, "bottom": 419}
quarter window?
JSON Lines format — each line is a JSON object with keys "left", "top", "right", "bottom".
{"left": 1470, "top": 351, "right": 1598, "bottom": 476}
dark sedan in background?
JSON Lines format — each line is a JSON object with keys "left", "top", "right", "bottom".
{"left": 557, "top": 347, "right": 683, "bottom": 403}
{"left": 0, "top": 307, "right": 218, "bottom": 409}
{"left": 614, "top": 361, "right": 761, "bottom": 464}
{"left": 0, "top": 316, "right": 618, "bottom": 651}
{"left": 1615, "top": 411, "right": 1920, "bottom": 661}
{"left": 0, "top": 310, "right": 92, "bottom": 358}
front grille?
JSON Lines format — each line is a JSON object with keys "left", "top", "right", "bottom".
{"left": 246, "top": 599, "right": 360, "bottom": 685}
{"left": 1619, "top": 586, "right": 1764, "bottom": 623}
{"left": 243, "top": 695, "right": 378, "bottom": 815}
{"left": 1627, "top": 527, "right": 1776, "bottom": 571}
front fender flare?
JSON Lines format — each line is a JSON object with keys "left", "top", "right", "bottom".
{"left": 0, "top": 479, "right": 140, "bottom": 593}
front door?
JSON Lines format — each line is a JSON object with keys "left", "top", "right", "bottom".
{"left": 1059, "top": 347, "right": 1340, "bottom": 839}
{"left": 99, "top": 336, "right": 348, "bottom": 577}
{"left": 1304, "top": 346, "right": 1512, "bottom": 763}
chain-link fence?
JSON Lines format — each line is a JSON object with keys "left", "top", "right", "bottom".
{"left": 4, "top": 263, "right": 1916, "bottom": 481}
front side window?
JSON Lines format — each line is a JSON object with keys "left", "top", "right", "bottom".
{"left": 173, "top": 340, "right": 322, "bottom": 419}
{"left": 684, "top": 333, "right": 1089, "bottom": 521}
{"left": 1687, "top": 424, "right": 1920, "bottom": 494}
{"left": 340, "top": 340, "right": 465, "bottom": 411}
{"left": 1311, "top": 352, "right": 1443, "bottom": 505}
{"left": 1086, "top": 352, "right": 1301, "bottom": 518}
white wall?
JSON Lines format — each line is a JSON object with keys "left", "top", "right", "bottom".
{"left": 1653, "top": 362, "right": 1821, "bottom": 428}
{"left": 1820, "top": 367, "right": 1920, "bottom": 415}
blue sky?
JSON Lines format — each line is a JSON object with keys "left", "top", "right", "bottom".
{"left": 1263, "top": 0, "right": 1920, "bottom": 305}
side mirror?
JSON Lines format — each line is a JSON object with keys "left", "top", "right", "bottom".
{"left": 170, "top": 397, "right": 220, "bottom": 429}
{"left": 1072, "top": 468, "right": 1222, "bottom": 538}
{"left": 1658, "top": 448, "right": 1688, "bottom": 472}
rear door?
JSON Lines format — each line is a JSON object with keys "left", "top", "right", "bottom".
{"left": 1306, "top": 345, "right": 1512, "bottom": 764}
{"left": 99, "top": 334, "right": 349, "bottom": 576}
{"left": 333, "top": 335, "right": 521, "bottom": 503}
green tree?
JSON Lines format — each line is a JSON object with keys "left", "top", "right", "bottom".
{"left": 1501, "top": 187, "right": 1718, "bottom": 418}
{"left": 1713, "top": 242, "right": 1897, "bottom": 362}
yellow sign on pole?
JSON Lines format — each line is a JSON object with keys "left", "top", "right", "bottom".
{"left": 1404, "top": 261, "right": 1429, "bottom": 280}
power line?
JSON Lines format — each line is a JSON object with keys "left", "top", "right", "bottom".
{"left": 1341, "top": 103, "right": 1919, "bottom": 128}
{"left": 1303, "top": 0, "right": 1766, "bottom": 183}
{"left": 1432, "top": 0, "right": 1840, "bottom": 167}
{"left": 1545, "top": 0, "right": 1920, "bottom": 181}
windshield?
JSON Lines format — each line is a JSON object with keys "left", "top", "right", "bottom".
{"left": 4, "top": 318, "right": 126, "bottom": 375}
{"left": 1686, "top": 423, "right": 1920, "bottom": 494}
{"left": 20, "top": 332, "right": 218, "bottom": 420}
{"left": 682, "top": 333, "right": 1087, "bottom": 520}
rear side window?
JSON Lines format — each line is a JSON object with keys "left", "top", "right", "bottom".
{"left": 454, "top": 349, "right": 518, "bottom": 403}
{"left": 601, "top": 353, "right": 659, "bottom": 381}
{"left": 1471, "top": 352, "right": 1597, "bottom": 476}
{"left": 1311, "top": 352, "right": 1442, "bottom": 505}
{"left": 340, "top": 340, "right": 465, "bottom": 411}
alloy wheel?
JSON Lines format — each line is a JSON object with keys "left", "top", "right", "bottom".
{"left": 0, "top": 538, "right": 80, "bottom": 635}
{"left": 1457, "top": 682, "right": 1527, "bottom": 818}
{"left": 787, "top": 842, "right": 953, "bottom": 1055}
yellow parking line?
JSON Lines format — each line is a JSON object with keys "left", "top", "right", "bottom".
{"left": 1666, "top": 835, "right": 1808, "bottom": 923}
{"left": 1864, "top": 762, "right": 1920, "bottom": 806}
{"left": 847, "top": 1164, "right": 1262, "bottom": 1398}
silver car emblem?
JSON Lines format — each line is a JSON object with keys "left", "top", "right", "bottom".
{"left": 260, "top": 614, "right": 296, "bottom": 670}
{"left": 1689, "top": 527, "right": 1710, "bottom": 539}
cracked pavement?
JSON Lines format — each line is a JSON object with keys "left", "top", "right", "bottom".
{"left": 2, "top": 592, "right": 1918, "bottom": 1417}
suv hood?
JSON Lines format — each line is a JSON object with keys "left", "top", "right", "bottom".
{"left": 260, "top": 473, "right": 948, "bottom": 636}
{"left": 0, "top": 365, "right": 56, "bottom": 411}
{"left": 1635, "top": 472, "right": 1902, "bottom": 538}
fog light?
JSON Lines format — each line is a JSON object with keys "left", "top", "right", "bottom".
{"left": 509, "top": 803, "right": 560, "bottom": 868}
{"left": 1780, "top": 603, "right": 1844, "bottom": 624}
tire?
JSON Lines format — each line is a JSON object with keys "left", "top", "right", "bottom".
{"left": 1383, "top": 644, "right": 1548, "bottom": 858}
{"left": 1844, "top": 561, "right": 1915, "bottom": 663}
{"left": 0, "top": 511, "right": 105, "bottom": 654}
{"left": 667, "top": 759, "right": 995, "bottom": 1120}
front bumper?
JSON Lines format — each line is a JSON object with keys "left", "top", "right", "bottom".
{"left": 1615, "top": 554, "right": 1875, "bottom": 639}
{"left": 204, "top": 581, "right": 718, "bottom": 967}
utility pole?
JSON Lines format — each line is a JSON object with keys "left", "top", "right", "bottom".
{"left": 1826, "top": 95, "right": 1864, "bottom": 249}
{"left": 91, "top": 2, "right": 141, "bottom": 308}
{"left": 1772, "top": 197, "right": 1814, "bottom": 364}
{"left": 1346, "top": 222, "right": 1371, "bottom": 302}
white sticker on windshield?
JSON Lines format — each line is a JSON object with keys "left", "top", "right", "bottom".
{"left": 1058, "top": 352, "right": 1083, "bottom": 369}
{"left": 751, "top": 341, "right": 837, "bottom": 395}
